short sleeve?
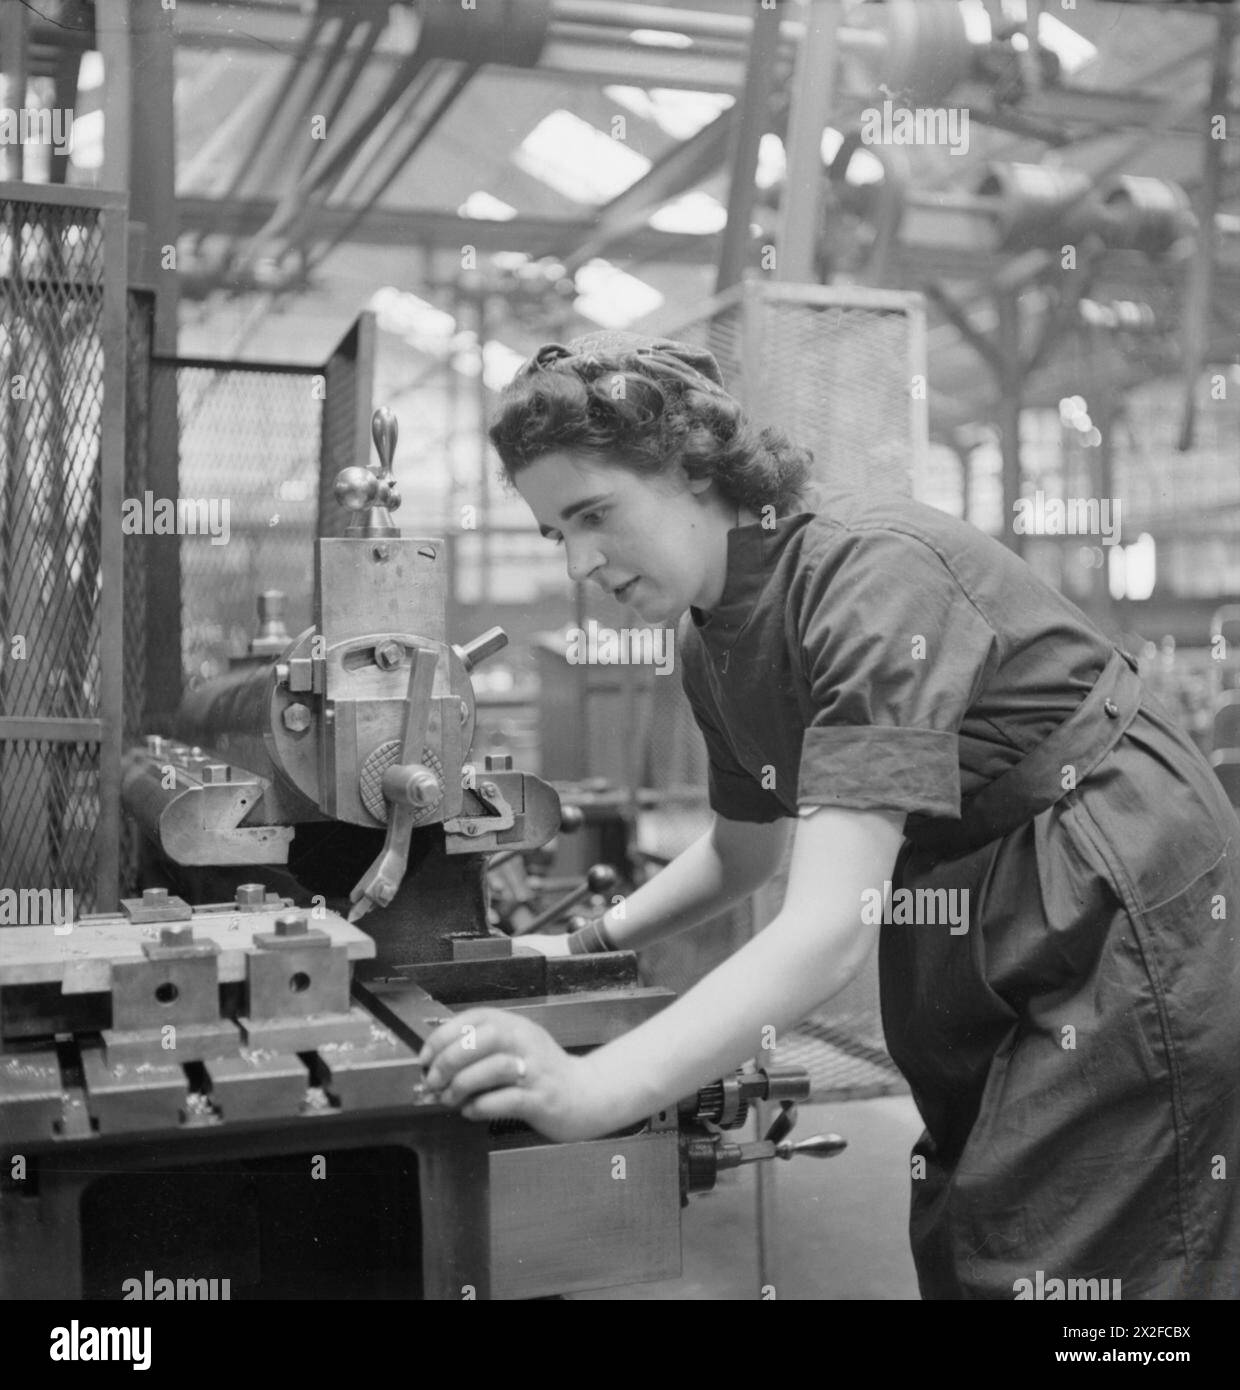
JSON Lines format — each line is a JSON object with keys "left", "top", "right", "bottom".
{"left": 680, "top": 630, "right": 787, "bottom": 824}
{"left": 794, "top": 527, "right": 999, "bottom": 818}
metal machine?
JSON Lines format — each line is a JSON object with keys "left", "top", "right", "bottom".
{"left": 0, "top": 411, "right": 839, "bottom": 1300}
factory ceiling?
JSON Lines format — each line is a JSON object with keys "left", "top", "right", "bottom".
{"left": 22, "top": 0, "right": 1240, "bottom": 443}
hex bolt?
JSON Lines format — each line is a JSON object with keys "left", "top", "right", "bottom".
{"left": 484, "top": 754, "right": 513, "bottom": 773}
{"left": 274, "top": 911, "right": 308, "bottom": 937}
{"left": 382, "top": 764, "right": 441, "bottom": 808}
{"left": 374, "top": 640, "right": 404, "bottom": 671}
{"left": 235, "top": 883, "right": 266, "bottom": 907}
{"left": 282, "top": 703, "right": 312, "bottom": 733}
{"left": 480, "top": 781, "right": 500, "bottom": 800}
{"left": 143, "top": 887, "right": 170, "bottom": 906}
{"left": 160, "top": 924, "right": 193, "bottom": 947}
{"left": 201, "top": 763, "right": 231, "bottom": 784}
{"left": 371, "top": 543, "right": 390, "bottom": 563}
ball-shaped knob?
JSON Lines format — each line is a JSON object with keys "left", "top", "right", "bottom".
{"left": 586, "top": 864, "right": 618, "bottom": 895}
{"left": 334, "top": 466, "right": 378, "bottom": 511}
{"left": 559, "top": 805, "right": 585, "bottom": 833}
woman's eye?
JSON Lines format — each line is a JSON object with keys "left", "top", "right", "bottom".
{"left": 581, "top": 511, "right": 604, "bottom": 528}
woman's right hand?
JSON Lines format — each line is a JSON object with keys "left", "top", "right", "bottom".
{"left": 514, "top": 933, "right": 572, "bottom": 958}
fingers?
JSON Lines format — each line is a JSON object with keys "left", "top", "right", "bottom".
{"left": 460, "top": 1087, "right": 527, "bottom": 1123}
{"left": 438, "top": 1052, "right": 528, "bottom": 1107}
{"left": 420, "top": 1016, "right": 504, "bottom": 1090}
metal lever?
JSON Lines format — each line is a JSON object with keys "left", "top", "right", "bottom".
{"left": 347, "top": 646, "right": 439, "bottom": 922}
{"left": 717, "top": 1133, "right": 847, "bottom": 1169}
{"left": 509, "top": 863, "right": 618, "bottom": 936}
{"left": 333, "top": 407, "right": 402, "bottom": 537}
{"left": 453, "top": 626, "right": 508, "bottom": 672}
{"left": 372, "top": 406, "right": 398, "bottom": 477}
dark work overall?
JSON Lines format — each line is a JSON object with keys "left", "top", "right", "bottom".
{"left": 884, "top": 649, "right": 1240, "bottom": 1299}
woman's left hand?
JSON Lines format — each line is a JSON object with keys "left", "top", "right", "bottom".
{"left": 419, "top": 1008, "right": 613, "bottom": 1143}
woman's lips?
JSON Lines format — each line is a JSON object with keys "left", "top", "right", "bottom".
{"left": 615, "top": 578, "right": 639, "bottom": 603}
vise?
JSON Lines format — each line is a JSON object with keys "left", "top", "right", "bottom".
{"left": 0, "top": 410, "right": 840, "bottom": 1300}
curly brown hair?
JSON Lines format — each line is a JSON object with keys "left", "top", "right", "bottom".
{"left": 488, "top": 341, "right": 814, "bottom": 516}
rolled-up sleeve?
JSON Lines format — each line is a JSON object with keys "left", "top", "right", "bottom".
{"left": 794, "top": 527, "right": 999, "bottom": 818}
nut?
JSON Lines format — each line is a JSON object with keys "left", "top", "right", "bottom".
{"left": 159, "top": 924, "right": 193, "bottom": 947}
{"left": 235, "top": 883, "right": 266, "bottom": 907}
{"left": 374, "top": 640, "right": 404, "bottom": 671}
{"left": 142, "top": 887, "right": 170, "bottom": 905}
{"left": 274, "top": 911, "right": 308, "bottom": 937}
{"left": 201, "top": 763, "right": 230, "bottom": 784}
{"left": 282, "top": 703, "right": 312, "bottom": 733}
{"left": 484, "top": 754, "right": 513, "bottom": 772}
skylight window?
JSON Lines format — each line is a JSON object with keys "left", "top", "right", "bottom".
{"left": 574, "top": 259, "right": 665, "bottom": 328}
{"left": 648, "top": 191, "right": 728, "bottom": 234}
{"left": 482, "top": 341, "right": 527, "bottom": 391}
{"left": 820, "top": 127, "right": 883, "bottom": 184}
{"left": 756, "top": 133, "right": 786, "bottom": 190}
{"left": 629, "top": 30, "right": 693, "bottom": 49}
{"left": 458, "top": 191, "right": 517, "bottom": 221}
{"left": 515, "top": 110, "right": 651, "bottom": 205}
{"left": 604, "top": 86, "right": 735, "bottom": 141}
{"left": 997, "top": 1, "right": 1098, "bottom": 73}
{"left": 369, "top": 287, "right": 456, "bottom": 351}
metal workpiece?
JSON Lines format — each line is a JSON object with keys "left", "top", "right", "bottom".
{"left": 122, "top": 730, "right": 299, "bottom": 865}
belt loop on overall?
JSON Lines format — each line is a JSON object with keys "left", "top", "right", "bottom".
{"left": 907, "top": 648, "right": 1143, "bottom": 858}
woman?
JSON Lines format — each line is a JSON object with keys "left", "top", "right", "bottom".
{"left": 418, "top": 329, "right": 1240, "bottom": 1299}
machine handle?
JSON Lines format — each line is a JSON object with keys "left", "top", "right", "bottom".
{"left": 372, "top": 406, "right": 398, "bottom": 477}
{"left": 508, "top": 863, "right": 618, "bottom": 936}
{"left": 347, "top": 645, "right": 439, "bottom": 921}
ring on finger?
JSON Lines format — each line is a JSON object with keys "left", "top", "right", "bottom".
{"left": 513, "top": 1055, "right": 527, "bottom": 1085}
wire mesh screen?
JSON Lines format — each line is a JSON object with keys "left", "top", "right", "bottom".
{"left": 119, "top": 291, "right": 154, "bottom": 896}
{"left": 0, "top": 187, "right": 126, "bottom": 913}
{"left": 317, "top": 312, "right": 375, "bottom": 540}
{"left": 153, "top": 361, "right": 322, "bottom": 683}
{"left": 670, "top": 280, "right": 928, "bottom": 499}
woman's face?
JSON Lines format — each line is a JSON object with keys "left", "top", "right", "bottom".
{"left": 515, "top": 451, "right": 732, "bottom": 624}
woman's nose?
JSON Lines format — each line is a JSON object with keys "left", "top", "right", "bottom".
{"left": 564, "top": 537, "right": 604, "bottom": 583}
